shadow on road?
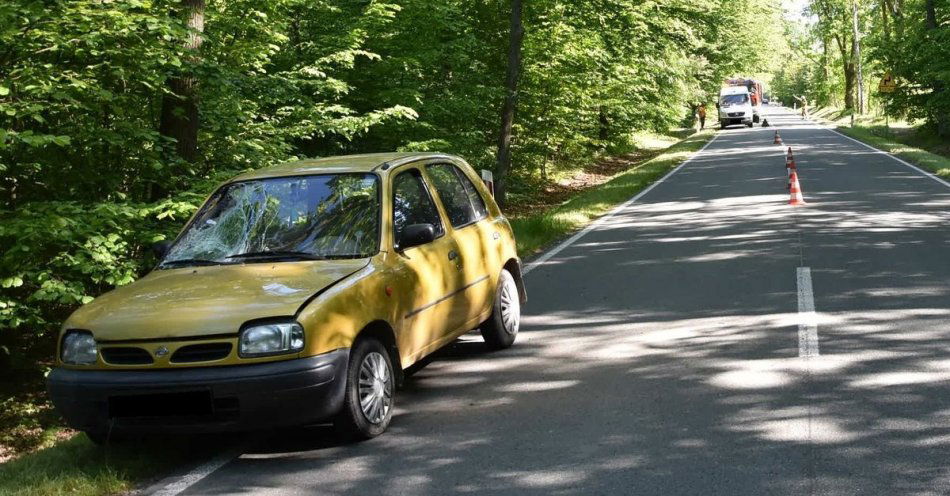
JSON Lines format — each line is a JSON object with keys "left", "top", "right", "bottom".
{"left": 188, "top": 108, "right": 950, "bottom": 495}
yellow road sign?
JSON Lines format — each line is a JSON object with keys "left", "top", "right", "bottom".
{"left": 879, "top": 72, "right": 897, "bottom": 93}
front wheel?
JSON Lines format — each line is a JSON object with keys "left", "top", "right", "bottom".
{"left": 746, "top": 122, "right": 754, "bottom": 128}
{"left": 334, "top": 338, "right": 395, "bottom": 440}
{"left": 480, "top": 269, "right": 520, "bottom": 350}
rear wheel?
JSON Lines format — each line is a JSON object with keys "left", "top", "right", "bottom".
{"left": 480, "top": 269, "right": 520, "bottom": 350}
{"left": 334, "top": 338, "right": 394, "bottom": 440}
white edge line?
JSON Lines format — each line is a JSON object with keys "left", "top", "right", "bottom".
{"left": 147, "top": 448, "right": 241, "bottom": 496}
{"left": 796, "top": 267, "right": 819, "bottom": 358}
{"left": 822, "top": 125, "right": 950, "bottom": 190}
{"left": 523, "top": 132, "right": 720, "bottom": 275}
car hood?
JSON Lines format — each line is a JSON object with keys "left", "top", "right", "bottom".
{"left": 66, "top": 259, "right": 370, "bottom": 341}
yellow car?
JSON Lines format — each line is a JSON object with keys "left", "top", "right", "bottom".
{"left": 47, "top": 152, "right": 525, "bottom": 442}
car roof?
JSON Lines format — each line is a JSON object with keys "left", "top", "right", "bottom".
{"left": 229, "top": 152, "right": 461, "bottom": 182}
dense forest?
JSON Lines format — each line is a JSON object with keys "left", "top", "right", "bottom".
{"left": 0, "top": 0, "right": 947, "bottom": 373}
{"left": 0, "top": 0, "right": 785, "bottom": 369}
{"left": 771, "top": 0, "right": 949, "bottom": 136}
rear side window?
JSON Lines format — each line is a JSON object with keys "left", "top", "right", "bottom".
{"left": 392, "top": 169, "right": 445, "bottom": 244}
{"left": 427, "top": 164, "right": 488, "bottom": 228}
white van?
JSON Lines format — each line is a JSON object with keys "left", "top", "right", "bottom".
{"left": 717, "top": 86, "right": 754, "bottom": 128}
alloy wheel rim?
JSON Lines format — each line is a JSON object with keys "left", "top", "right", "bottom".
{"left": 500, "top": 277, "right": 520, "bottom": 335}
{"left": 357, "top": 351, "right": 392, "bottom": 424}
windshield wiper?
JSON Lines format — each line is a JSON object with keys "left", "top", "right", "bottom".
{"left": 160, "top": 258, "right": 221, "bottom": 267}
{"left": 225, "top": 250, "right": 326, "bottom": 261}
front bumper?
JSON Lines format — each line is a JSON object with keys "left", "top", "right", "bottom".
{"left": 720, "top": 113, "right": 752, "bottom": 125}
{"left": 46, "top": 349, "right": 348, "bottom": 434}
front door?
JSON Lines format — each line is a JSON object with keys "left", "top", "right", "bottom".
{"left": 389, "top": 167, "right": 466, "bottom": 363}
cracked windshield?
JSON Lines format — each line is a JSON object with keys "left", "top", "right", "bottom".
{"left": 163, "top": 174, "right": 378, "bottom": 266}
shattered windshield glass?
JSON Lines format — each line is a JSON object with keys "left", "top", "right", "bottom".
{"left": 162, "top": 173, "right": 379, "bottom": 267}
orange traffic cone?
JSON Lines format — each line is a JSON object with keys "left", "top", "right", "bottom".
{"left": 785, "top": 152, "right": 797, "bottom": 188}
{"left": 789, "top": 171, "right": 806, "bottom": 206}
{"left": 774, "top": 131, "right": 782, "bottom": 144}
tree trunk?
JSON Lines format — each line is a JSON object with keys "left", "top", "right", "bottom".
{"left": 495, "top": 0, "right": 523, "bottom": 210}
{"left": 853, "top": 0, "right": 864, "bottom": 114}
{"left": 924, "top": 0, "right": 948, "bottom": 136}
{"left": 159, "top": 0, "right": 204, "bottom": 165}
{"left": 821, "top": 38, "right": 830, "bottom": 105}
{"left": 925, "top": 0, "right": 937, "bottom": 29}
{"left": 598, "top": 106, "right": 609, "bottom": 142}
{"left": 843, "top": 61, "right": 856, "bottom": 111}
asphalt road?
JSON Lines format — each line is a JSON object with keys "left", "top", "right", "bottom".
{"left": 170, "top": 106, "right": 950, "bottom": 495}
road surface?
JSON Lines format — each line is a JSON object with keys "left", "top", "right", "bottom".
{"left": 166, "top": 106, "right": 950, "bottom": 495}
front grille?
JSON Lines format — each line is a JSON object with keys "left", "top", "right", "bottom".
{"left": 101, "top": 347, "right": 154, "bottom": 365}
{"left": 170, "top": 342, "right": 232, "bottom": 363}
{"left": 728, "top": 112, "right": 745, "bottom": 117}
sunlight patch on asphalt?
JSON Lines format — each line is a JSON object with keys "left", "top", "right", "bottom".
{"left": 496, "top": 469, "right": 588, "bottom": 488}
{"left": 497, "top": 380, "right": 580, "bottom": 392}
{"left": 731, "top": 406, "right": 864, "bottom": 444}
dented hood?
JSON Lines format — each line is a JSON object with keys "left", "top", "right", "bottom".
{"left": 65, "top": 259, "right": 369, "bottom": 341}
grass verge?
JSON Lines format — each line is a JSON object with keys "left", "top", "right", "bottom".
{"left": 809, "top": 107, "right": 950, "bottom": 180}
{"left": 0, "top": 434, "right": 226, "bottom": 496}
{"left": 511, "top": 129, "right": 716, "bottom": 258}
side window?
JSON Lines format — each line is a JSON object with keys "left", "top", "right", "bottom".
{"left": 427, "top": 164, "right": 487, "bottom": 228}
{"left": 392, "top": 169, "right": 444, "bottom": 246}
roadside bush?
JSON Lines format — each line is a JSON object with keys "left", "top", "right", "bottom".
{"left": 0, "top": 197, "right": 201, "bottom": 368}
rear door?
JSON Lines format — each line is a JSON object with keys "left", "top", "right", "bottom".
{"left": 424, "top": 162, "right": 494, "bottom": 330}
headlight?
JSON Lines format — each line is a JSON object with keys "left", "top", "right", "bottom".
{"left": 61, "top": 330, "right": 98, "bottom": 365}
{"left": 239, "top": 322, "right": 304, "bottom": 358}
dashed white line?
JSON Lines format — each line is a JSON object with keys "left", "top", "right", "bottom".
{"left": 796, "top": 267, "right": 819, "bottom": 358}
{"left": 524, "top": 132, "right": 720, "bottom": 274}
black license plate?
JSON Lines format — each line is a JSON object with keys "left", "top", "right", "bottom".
{"left": 108, "top": 390, "right": 213, "bottom": 418}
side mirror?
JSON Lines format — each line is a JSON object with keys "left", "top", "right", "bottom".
{"left": 397, "top": 224, "right": 435, "bottom": 251}
{"left": 152, "top": 240, "right": 172, "bottom": 260}
{"left": 715, "top": 102, "right": 720, "bottom": 110}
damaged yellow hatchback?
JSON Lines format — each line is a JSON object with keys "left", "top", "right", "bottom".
{"left": 47, "top": 152, "right": 525, "bottom": 443}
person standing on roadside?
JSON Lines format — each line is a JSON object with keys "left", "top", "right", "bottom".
{"left": 698, "top": 104, "right": 707, "bottom": 130}
{"left": 795, "top": 95, "right": 808, "bottom": 120}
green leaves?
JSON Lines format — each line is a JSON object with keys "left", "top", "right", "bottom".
{"left": 0, "top": 0, "right": 796, "bottom": 371}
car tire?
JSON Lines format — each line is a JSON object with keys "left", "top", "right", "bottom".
{"left": 720, "top": 120, "right": 727, "bottom": 129}
{"left": 334, "top": 337, "right": 395, "bottom": 440}
{"left": 746, "top": 122, "right": 754, "bottom": 128}
{"left": 480, "top": 269, "right": 520, "bottom": 350}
